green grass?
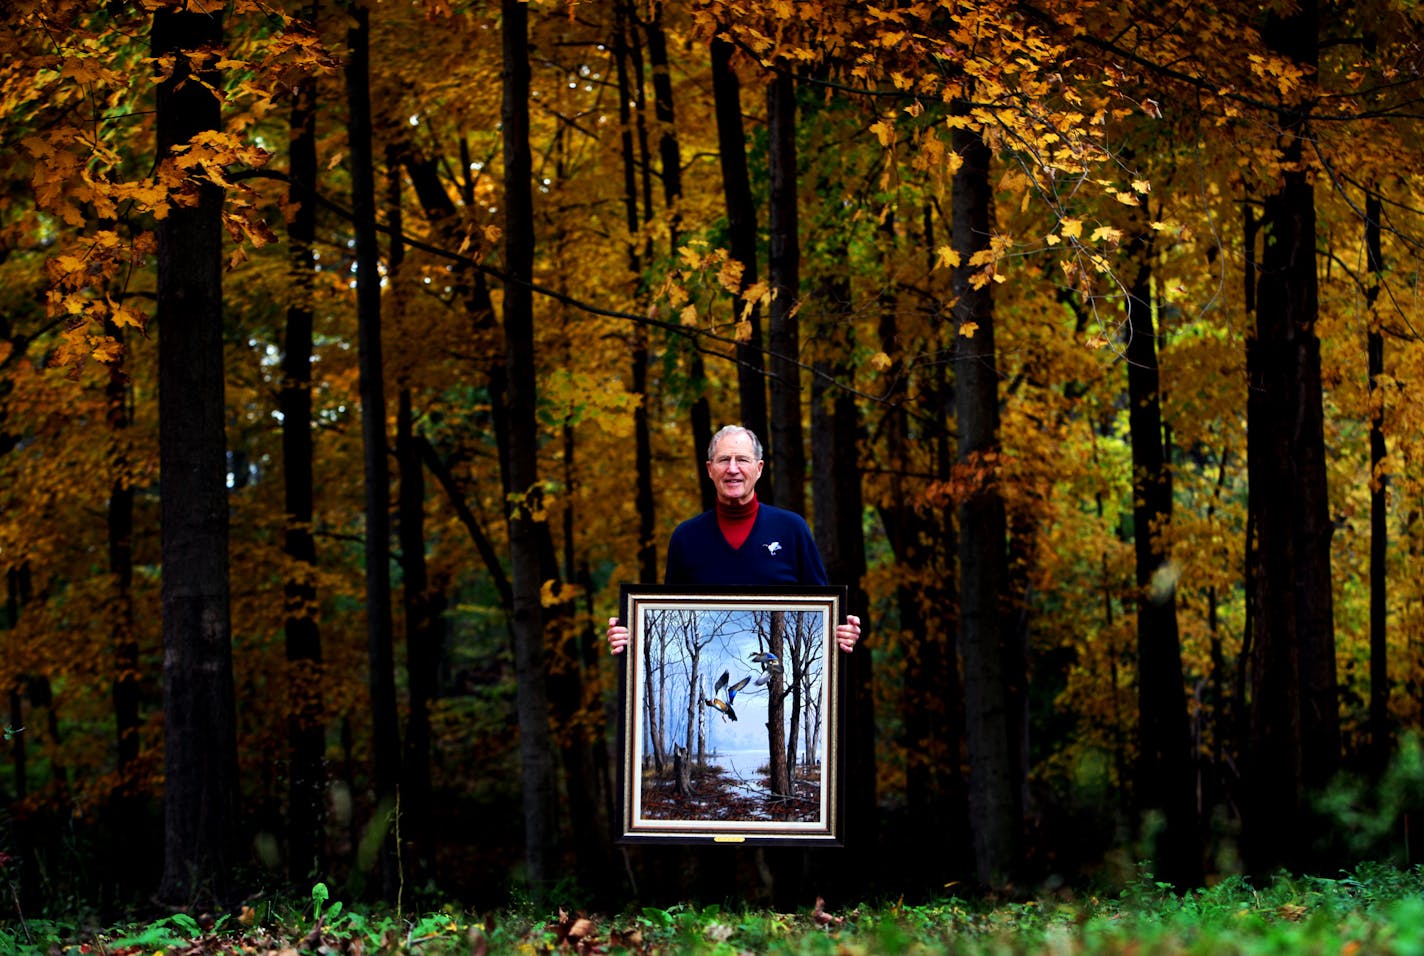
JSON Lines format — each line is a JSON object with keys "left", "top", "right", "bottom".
{"left": 9, "top": 863, "right": 1424, "bottom": 954}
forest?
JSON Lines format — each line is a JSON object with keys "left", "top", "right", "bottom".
{"left": 2, "top": 0, "right": 1424, "bottom": 919}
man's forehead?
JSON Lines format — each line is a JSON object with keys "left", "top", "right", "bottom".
{"left": 714, "top": 433, "right": 757, "bottom": 456}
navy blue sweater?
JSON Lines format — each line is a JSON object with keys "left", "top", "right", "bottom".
{"left": 664, "top": 504, "right": 828, "bottom": 587}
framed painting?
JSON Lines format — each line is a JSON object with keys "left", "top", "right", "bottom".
{"left": 616, "top": 584, "right": 846, "bottom": 846}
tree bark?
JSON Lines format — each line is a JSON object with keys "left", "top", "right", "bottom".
{"left": 281, "top": 0, "right": 326, "bottom": 885}
{"left": 767, "top": 611, "right": 790, "bottom": 796}
{"left": 1365, "top": 189, "right": 1391, "bottom": 769}
{"left": 153, "top": 2, "right": 239, "bottom": 907}
{"left": 1244, "top": 0, "right": 1338, "bottom": 877}
{"left": 952, "top": 121, "right": 1019, "bottom": 890}
{"left": 345, "top": 0, "right": 401, "bottom": 897}
{"left": 710, "top": 33, "right": 768, "bottom": 474}
{"left": 1123, "top": 231, "right": 1202, "bottom": 890}
{"left": 767, "top": 70, "right": 804, "bottom": 516}
{"left": 501, "top": 0, "right": 557, "bottom": 900}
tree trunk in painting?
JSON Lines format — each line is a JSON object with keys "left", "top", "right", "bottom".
{"left": 767, "top": 611, "right": 791, "bottom": 797}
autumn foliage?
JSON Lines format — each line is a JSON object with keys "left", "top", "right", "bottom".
{"left": 2, "top": 0, "right": 1424, "bottom": 914}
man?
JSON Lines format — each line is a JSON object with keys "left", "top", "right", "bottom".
{"left": 607, "top": 424, "right": 862, "bottom": 653}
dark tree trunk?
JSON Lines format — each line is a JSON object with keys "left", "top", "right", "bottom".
{"left": 345, "top": 0, "right": 401, "bottom": 897}
{"left": 952, "top": 121, "right": 1019, "bottom": 889}
{"left": 385, "top": 148, "right": 435, "bottom": 886}
{"left": 282, "top": 2, "right": 326, "bottom": 885}
{"left": 153, "top": 2, "right": 239, "bottom": 907}
{"left": 106, "top": 328, "right": 140, "bottom": 771}
{"left": 1365, "top": 189, "right": 1391, "bottom": 770}
{"left": 645, "top": 7, "right": 714, "bottom": 507}
{"left": 397, "top": 388, "right": 437, "bottom": 883}
{"left": 710, "top": 33, "right": 768, "bottom": 473}
{"left": 1244, "top": 0, "right": 1338, "bottom": 876}
{"left": 614, "top": 2, "right": 659, "bottom": 585}
{"left": 810, "top": 270, "right": 876, "bottom": 902}
{"left": 1123, "top": 233, "right": 1203, "bottom": 890}
{"left": 874, "top": 208, "right": 966, "bottom": 888}
{"left": 502, "top": 0, "right": 557, "bottom": 899}
{"left": 767, "top": 70, "right": 804, "bottom": 516}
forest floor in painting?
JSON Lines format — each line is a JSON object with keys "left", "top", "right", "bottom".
{"left": 10, "top": 863, "right": 1424, "bottom": 955}
{"left": 642, "top": 762, "right": 822, "bottom": 823}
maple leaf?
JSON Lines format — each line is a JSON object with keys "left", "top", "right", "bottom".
{"left": 1060, "top": 218, "right": 1083, "bottom": 239}
{"left": 717, "top": 258, "right": 744, "bottom": 293}
{"left": 959, "top": 321, "right": 979, "bottom": 338}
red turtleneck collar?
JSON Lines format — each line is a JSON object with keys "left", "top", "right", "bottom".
{"left": 716, "top": 494, "right": 759, "bottom": 549}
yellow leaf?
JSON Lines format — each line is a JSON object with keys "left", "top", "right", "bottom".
{"left": 869, "top": 119, "right": 896, "bottom": 147}
{"left": 1060, "top": 218, "right": 1083, "bottom": 239}
{"left": 935, "top": 245, "right": 961, "bottom": 269}
{"left": 717, "top": 258, "right": 745, "bottom": 293}
{"left": 869, "top": 351, "right": 893, "bottom": 371}
{"left": 1131, "top": 179, "right": 1151, "bottom": 194}
{"left": 91, "top": 337, "right": 123, "bottom": 363}
{"left": 959, "top": 321, "right": 979, "bottom": 338}
{"left": 680, "top": 304, "right": 699, "bottom": 326}
{"left": 1090, "top": 225, "right": 1122, "bottom": 243}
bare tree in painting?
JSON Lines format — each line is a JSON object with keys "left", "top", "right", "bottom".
{"left": 642, "top": 611, "right": 669, "bottom": 774}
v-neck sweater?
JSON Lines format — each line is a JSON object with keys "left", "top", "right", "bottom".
{"left": 664, "top": 499, "right": 829, "bottom": 587}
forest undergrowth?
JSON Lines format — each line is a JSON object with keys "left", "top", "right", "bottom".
{"left": 8, "top": 862, "right": 1424, "bottom": 955}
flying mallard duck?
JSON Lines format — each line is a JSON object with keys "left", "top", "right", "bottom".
{"left": 749, "top": 650, "right": 782, "bottom": 677}
{"left": 704, "top": 669, "right": 750, "bottom": 721}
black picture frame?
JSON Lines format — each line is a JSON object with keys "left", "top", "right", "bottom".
{"left": 616, "top": 584, "right": 846, "bottom": 846}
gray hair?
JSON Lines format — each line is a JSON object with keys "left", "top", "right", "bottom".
{"left": 708, "top": 425, "right": 763, "bottom": 461}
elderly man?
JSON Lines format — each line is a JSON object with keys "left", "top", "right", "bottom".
{"left": 607, "top": 424, "right": 861, "bottom": 654}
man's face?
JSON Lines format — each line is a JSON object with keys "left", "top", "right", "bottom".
{"left": 707, "top": 432, "right": 763, "bottom": 506}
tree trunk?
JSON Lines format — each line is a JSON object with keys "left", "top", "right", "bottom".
{"left": 710, "top": 33, "right": 768, "bottom": 472}
{"left": 642, "top": 3, "right": 714, "bottom": 509}
{"left": 767, "top": 612, "right": 790, "bottom": 796}
{"left": 812, "top": 245, "right": 883, "bottom": 899}
{"left": 1244, "top": 0, "right": 1338, "bottom": 876}
{"left": 952, "top": 121, "right": 1019, "bottom": 890}
{"left": 1365, "top": 189, "right": 1391, "bottom": 770}
{"left": 106, "top": 327, "right": 139, "bottom": 771}
{"left": 501, "top": 0, "right": 557, "bottom": 900}
{"left": 282, "top": 1, "right": 326, "bottom": 884}
{"left": 614, "top": 3, "right": 659, "bottom": 585}
{"left": 1124, "top": 232, "right": 1202, "bottom": 889}
{"left": 153, "top": 2, "right": 239, "bottom": 907}
{"left": 767, "top": 70, "right": 804, "bottom": 516}
{"left": 345, "top": 0, "right": 401, "bottom": 897}
{"left": 397, "top": 387, "right": 437, "bottom": 883}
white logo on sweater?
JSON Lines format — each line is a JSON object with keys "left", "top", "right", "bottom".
{"left": 765, "top": 541, "right": 782, "bottom": 555}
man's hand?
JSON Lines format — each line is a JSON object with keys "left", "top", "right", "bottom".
{"left": 836, "top": 614, "right": 862, "bottom": 653}
{"left": 607, "top": 618, "right": 629, "bottom": 655}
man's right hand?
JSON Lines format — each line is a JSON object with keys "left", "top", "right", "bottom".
{"left": 607, "top": 618, "right": 629, "bottom": 655}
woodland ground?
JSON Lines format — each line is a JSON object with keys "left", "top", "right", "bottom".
{"left": 9, "top": 862, "right": 1424, "bottom": 955}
